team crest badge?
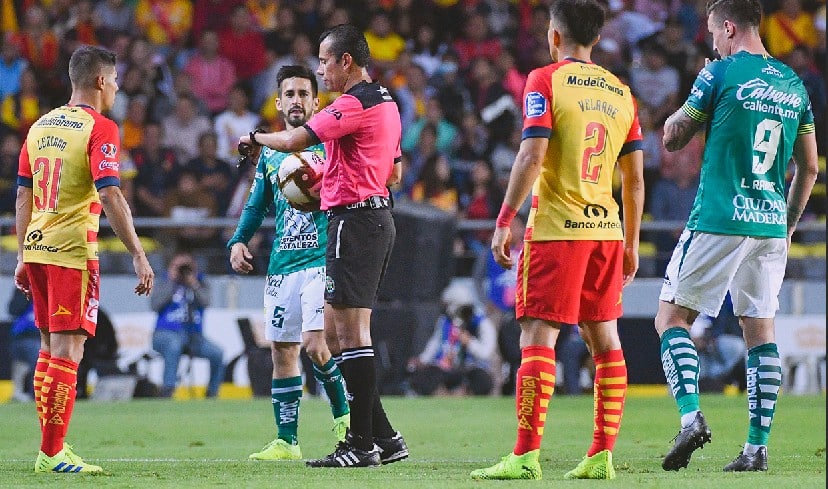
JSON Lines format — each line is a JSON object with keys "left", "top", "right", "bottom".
{"left": 325, "top": 276, "right": 335, "bottom": 295}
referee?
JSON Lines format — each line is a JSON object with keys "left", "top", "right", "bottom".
{"left": 238, "top": 24, "right": 406, "bottom": 468}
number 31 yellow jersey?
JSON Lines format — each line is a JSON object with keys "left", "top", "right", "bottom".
{"left": 18, "top": 105, "right": 122, "bottom": 270}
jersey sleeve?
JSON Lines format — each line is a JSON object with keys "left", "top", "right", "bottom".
{"left": 798, "top": 96, "right": 815, "bottom": 135}
{"left": 680, "top": 60, "right": 725, "bottom": 123}
{"left": 304, "top": 94, "right": 363, "bottom": 142}
{"left": 89, "top": 117, "right": 121, "bottom": 190}
{"left": 620, "top": 96, "right": 644, "bottom": 156}
{"left": 227, "top": 150, "right": 271, "bottom": 248}
{"left": 521, "top": 67, "right": 554, "bottom": 140}
{"left": 17, "top": 138, "right": 32, "bottom": 187}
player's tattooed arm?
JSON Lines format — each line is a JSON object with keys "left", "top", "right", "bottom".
{"left": 663, "top": 109, "right": 703, "bottom": 152}
{"left": 786, "top": 131, "right": 819, "bottom": 238}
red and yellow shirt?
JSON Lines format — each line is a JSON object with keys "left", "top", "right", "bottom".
{"left": 521, "top": 59, "right": 642, "bottom": 241}
{"left": 17, "top": 105, "right": 121, "bottom": 270}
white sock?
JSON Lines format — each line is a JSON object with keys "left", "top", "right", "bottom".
{"left": 680, "top": 410, "right": 699, "bottom": 428}
{"left": 743, "top": 443, "right": 763, "bottom": 456}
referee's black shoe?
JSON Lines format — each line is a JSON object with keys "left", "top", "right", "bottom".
{"left": 374, "top": 431, "right": 409, "bottom": 464}
{"left": 306, "top": 437, "right": 380, "bottom": 468}
{"left": 662, "top": 412, "right": 712, "bottom": 471}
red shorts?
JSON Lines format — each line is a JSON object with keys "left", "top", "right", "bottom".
{"left": 515, "top": 240, "right": 624, "bottom": 324}
{"left": 26, "top": 262, "right": 100, "bottom": 335}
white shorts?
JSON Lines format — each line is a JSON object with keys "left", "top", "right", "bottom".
{"left": 263, "top": 266, "right": 325, "bottom": 343}
{"left": 659, "top": 230, "right": 787, "bottom": 318}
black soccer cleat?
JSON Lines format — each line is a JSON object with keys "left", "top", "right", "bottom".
{"left": 723, "top": 446, "right": 768, "bottom": 472}
{"left": 374, "top": 431, "right": 409, "bottom": 465}
{"left": 305, "top": 440, "right": 381, "bottom": 468}
{"left": 662, "top": 411, "right": 712, "bottom": 471}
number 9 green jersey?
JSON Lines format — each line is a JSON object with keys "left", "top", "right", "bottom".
{"left": 681, "top": 51, "right": 815, "bottom": 238}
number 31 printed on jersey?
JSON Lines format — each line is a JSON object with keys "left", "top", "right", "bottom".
{"left": 33, "top": 157, "right": 63, "bottom": 213}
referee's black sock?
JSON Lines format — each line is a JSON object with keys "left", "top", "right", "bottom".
{"left": 372, "top": 386, "right": 396, "bottom": 439}
{"left": 340, "top": 347, "right": 376, "bottom": 451}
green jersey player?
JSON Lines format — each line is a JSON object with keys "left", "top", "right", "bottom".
{"left": 655, "top": 0, "right": 818, "bottom": 473}
{"left": 227, "top": 66, "right": 349, "bottom": 461}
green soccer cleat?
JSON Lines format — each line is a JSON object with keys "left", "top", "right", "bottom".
{"left": 564, "top": 449, "right": 616, "bottom": 480}
{"left": 332, "top": 413, "right": 350, "bottom": 443}
{"left": 249, "top": 438, "right": 302, "bottom": 461}
{"left": 34, "top": 444, "right": 103, "bottom": 473}
{"left": 470, "top": 450, "right": 542, "bottom": 480}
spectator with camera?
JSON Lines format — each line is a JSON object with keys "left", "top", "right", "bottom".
{"left": 407, "top": 283, "right": 496, "bottom": 396}
{"left": 151, "top": 251, "right": 225, "bottom": 398}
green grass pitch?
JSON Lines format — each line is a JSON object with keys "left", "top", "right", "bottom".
{"left": 0, "top": 394, "right": 824, "bottom": 488}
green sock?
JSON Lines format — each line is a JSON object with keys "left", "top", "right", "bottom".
{"left": 660, "top": 327, "right": 700, "bottom": 416}
{"left": 313, "top": 358, "right": 350, "bottom": 418}
{"left": 272, "top": 376, "right": 303, "bottom": 444}
{"left": 746, "top": 343, "right": 781, "bottom": 446}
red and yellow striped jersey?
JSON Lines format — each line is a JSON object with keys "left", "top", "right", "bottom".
{"left": 521, "top": 59, "right": 642, "bottom": 241}
{"left": 18, "top": 105, "right": 121, "bottom": 270}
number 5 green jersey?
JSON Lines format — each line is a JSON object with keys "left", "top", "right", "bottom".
{"left": 681, "top": 51, "right": 815, "bottom": 238}
{"left": 227, "top": 144, "right": 327, "bottom": 276}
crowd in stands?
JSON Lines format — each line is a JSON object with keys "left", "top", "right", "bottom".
{"left": 0, "top": 0, "right": 825, "bottom": 273}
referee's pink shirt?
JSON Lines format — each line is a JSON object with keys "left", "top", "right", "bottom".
{"left": 304, "top": 81, "right": 401, "bottom": 210}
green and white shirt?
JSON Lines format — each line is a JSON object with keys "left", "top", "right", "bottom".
{"left": 681, "top": 51, "right": 815, "bottom": 238}
{"left": 227, "top": 144, "right": 327, "bottom": 275}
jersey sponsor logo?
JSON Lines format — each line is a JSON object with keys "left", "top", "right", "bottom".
{"left": 525, "top": 91, "right": 547, "bottom": 118}
{"left": 378, "top": 86, "right": 393, "bottom": 101}
{"left": 36, "top": 135, "right": 67, "bottom": 151}
{"left": 52, "top": 304, "right": 72, "bottom": 316}
{"left": 761, "top": 64, "right": 783, "bottom": 78}
{"left": 99, "top": 160, "right": 119, "bottom": 171}
{"left": 24, "top": 229, "right": 59, "bottom": 252}
{"left": 564, "top": 75, "right": 624, "bottom": 96}
{"left": 279, "top": 210, "right": 319, "bottom": 250}
{"left": 731, "top": 195, "right": 786, "bottom": 225}
{"left": 736, "top": 78, "right": 802, "bottom": 108}
{"left": 34, "top": 114, "right": 85, "bottom": 130}
{"left": 100, "top": 143, "right": 118, "bottom": 158}
{"left": 698, "top": 67, "right": 714, "bottom": 85}
{"left": 583, "top": 204, "right": 609, "bottom": 219}
{"left": 690, "top": 85, "right": 704, "bottom": 100}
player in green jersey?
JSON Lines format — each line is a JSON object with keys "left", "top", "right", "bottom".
{"left": 655, "top": 0, "right": 819, "bottom": 473}
{"left": 227, "top": 66, "right": 349, "bottom": 461}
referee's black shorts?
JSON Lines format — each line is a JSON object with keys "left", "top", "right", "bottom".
{"left": 324, "top": 208, "right": 395, "bottom": 308}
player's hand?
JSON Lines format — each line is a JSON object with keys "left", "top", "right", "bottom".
{"left": 491, "top": 226, "right": 513, "bottom": 269}
{"left": 133, "top": 253, "right": 154, "bottom": 296}
{"left": 622, "top": 246, "right": 639, "bottom": 287}
{"left": 14, "top": 261, "right": 31, "bottom": 300}
{"left": 230, "top": 243, "right": 254, "bottom": 274}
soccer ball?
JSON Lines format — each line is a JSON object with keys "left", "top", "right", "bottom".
{"left": 277, "top": 151, "right": 324, "bottom": 207}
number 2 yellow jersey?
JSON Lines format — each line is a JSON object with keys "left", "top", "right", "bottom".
{"left": 521, "top": 59, "right": 642, "bottom": 241}
{"left": 17, "top": 105, "right": 122, "bottom": 270}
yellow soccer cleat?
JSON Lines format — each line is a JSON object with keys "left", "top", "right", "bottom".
{"left": 564, "top": 449, "right": 616, "bottom": 480}
{"left": 249, "top": 438, "right": 302, "bottom": 461}
{"left": 332, "top": 413, "right": 350, "bottom": 443}
{"left": 470, "top": 450, "right": 542, "bottom": 480}
{"left": 34, "top": 444, "right": 103, "bottom": 473}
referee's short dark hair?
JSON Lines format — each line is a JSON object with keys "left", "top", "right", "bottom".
{"left": 68, "top": 45, "right": 116, "bottom": 89}
{"left": 319, "top": 24, "right": 371, "bottom": 68}
{"left": 277, "top": 65, "right": 319, "bottom": 97}
{"left": 550, "top": 0, "right": 605, "bottom": 47}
